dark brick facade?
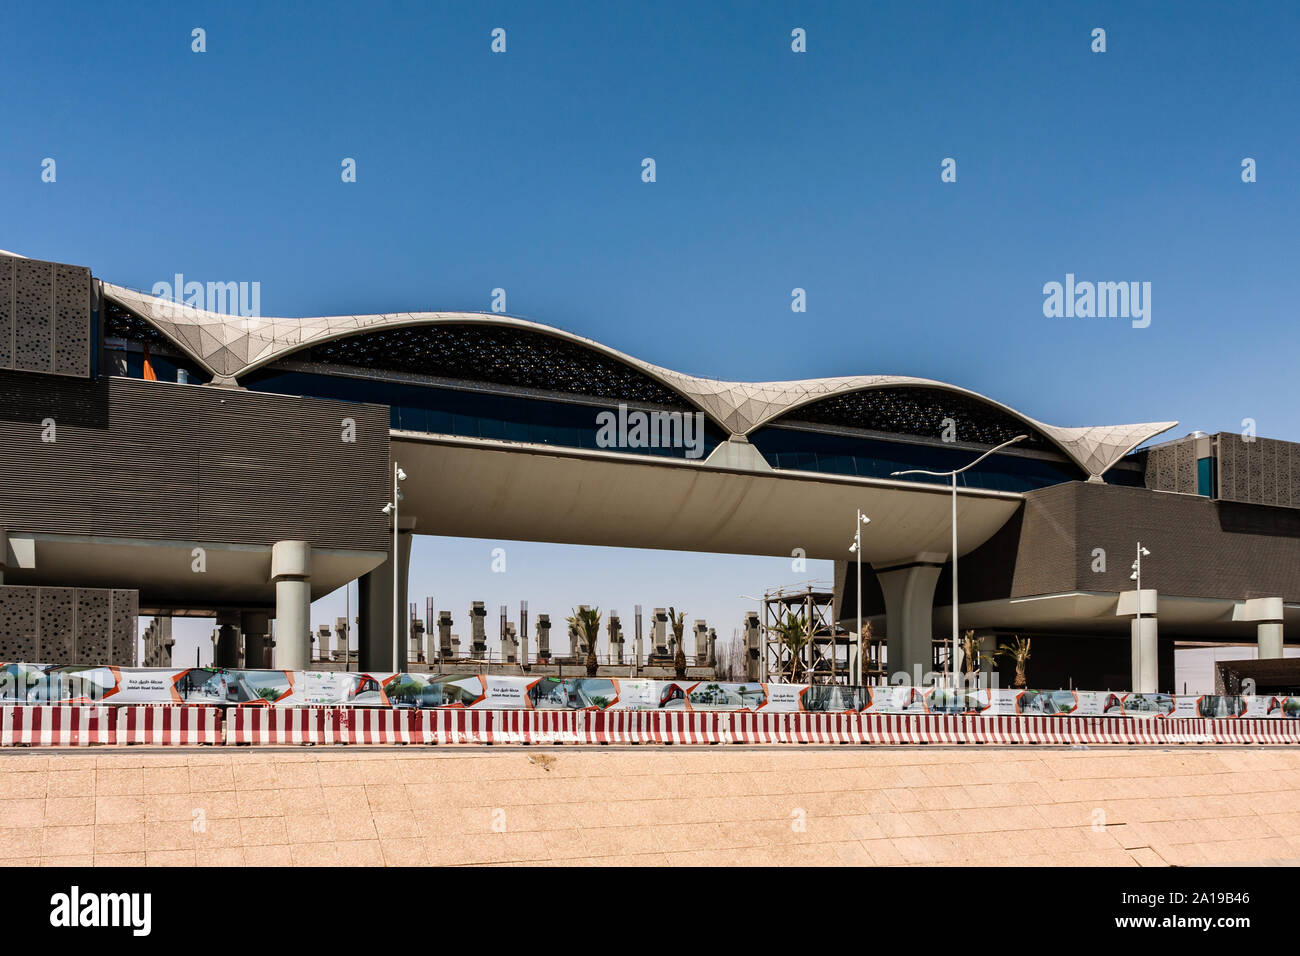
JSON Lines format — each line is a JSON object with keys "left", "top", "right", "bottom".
{"left": 0, "top": 373, "right": 390, "bottom": 553}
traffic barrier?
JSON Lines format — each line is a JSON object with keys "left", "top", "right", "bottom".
{"left": 225, "top": 706, "right": 324, "bottom": 745}
{"left": 337, "top": 708, "right": 419, "bottom": 745}
{"left": 117, "top": 706, "right": 222, "bottom": 746}
{"left": 5, "top": 703, "right": 1300, "bottom": 747}
{"left": 1209, "top": 718, "right": 1300, "bottom": 745}
{"left": 0, "top": 705, "right": 117, "bottom": 746}
{"left": 417, "top": 707, "right": 493, "bottom": 744}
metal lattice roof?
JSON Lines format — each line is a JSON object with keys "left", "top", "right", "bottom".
{"left": 100, "top": 281, "right": 1177, "bottom": 479}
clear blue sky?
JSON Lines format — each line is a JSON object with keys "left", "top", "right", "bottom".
{"left": 3, "top": 1, "right": 1296, "bottom": 662}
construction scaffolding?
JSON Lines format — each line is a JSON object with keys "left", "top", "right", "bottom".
{"left": 760, "top": 584, "right": 885, "bottom": 685}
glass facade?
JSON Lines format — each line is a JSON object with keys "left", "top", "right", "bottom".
{"left": 241, "top": 368, "right": 728, "bottom": 459}
{"left": 747, "top": 425, "right": 1084, "bottom": 491}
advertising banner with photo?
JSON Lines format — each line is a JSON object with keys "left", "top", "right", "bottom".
{"left": 0, "top": 663, "right": 1294, "bottom": 719}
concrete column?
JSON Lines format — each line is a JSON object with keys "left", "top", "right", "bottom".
{"left": 335, "top": 617, "right": 351, "bottom": 664}
{"left": 744, "top": 611, "right": 761, "bottom": 681}
{"left": 633, "top": 608, "right": 644, "bottom": 670}
{"left": 652, "top": 608, "right": 668, "bottom": 656}
{"left": 694, "top": 620, "right": 708, "bottom": 665}
{"left": 537, "top": 614, "right": 552, "bottom": 662}
{"left": 707, "top": 627, "right": 717, "bottom": 667}
{"left": 358, "top": 526, "right": 413, "bottom": 671}
{"left": 437, "top": 611, "right": 453, "bottom": 661}
{"left": 271, "top": 540, "right": 312, "bottom": 670}
{"left": 242, "top": 611, "right": 271, "bottom": 669}
{"left": 1233, "top": 597, "right": 1285, "bottom": 659}
{"left": 215, "top": 610, "right": 241, "bottom": 668}
{"left": 1118, "top": 588, "right": 1158, "bottom": 693}
{"left": 608, "top": 614, "right": 623, "bottom": 664}
{"left": 469, "top": 602, "right": 487, "bottom": 657}
{"left": 875, "top": 558, "right": 944, "bottom": 684}
{"left": 410, "top": 615, "right": 426, "bottom": 663}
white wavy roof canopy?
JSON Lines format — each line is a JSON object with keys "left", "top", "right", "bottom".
{"left": 102, "top": 282, "right": 1176, "bottom": 480}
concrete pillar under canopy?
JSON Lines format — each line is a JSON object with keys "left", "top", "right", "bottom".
{"left": 242, "top": 611, "right": 271, "bottom": 669}
{"left": 1233, "top": 597, "right": 1285, "bottom": 660}
{"left": 215, "top": 610, "right": 241, "bottom": 668}
{"left": 875, "top": 558, "right": 944, "bottom": 684}
{"left": 1118, "top": 588, "right": 1158, "bottom": 693}
{"left": 271, "top": 540, "right": 312, "bottom": 670}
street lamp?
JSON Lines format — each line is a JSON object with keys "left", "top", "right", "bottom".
{"left": 1131, "top": 542, "right": 1151, "bottom": 677}
{"left": 892, "top": 434, "right": 1028, "bottom": 687}
{"left": 848, "top": 511, "right": 871, "bottom": 685}
{"left": 381, "top": 463, "right": 408, "bottom": 672}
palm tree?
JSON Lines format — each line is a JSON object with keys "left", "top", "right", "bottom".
{"left": 961, "top": 629, "right": 988, "bottom": 677}
{"left": 997, "top": 635, "right": 1031, "bottom": 688}
{"left": 567, "top": 606, "right": 602, "bottom": 677}
{"left": 669, "top": 607, "right": 687, "bottom": 678}
{"left": 772, "top": 610, "right": 811, "bottom": 682}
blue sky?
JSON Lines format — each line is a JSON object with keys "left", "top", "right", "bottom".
{"left": 3, "top": 1, "right": 1296, "bottom": 662}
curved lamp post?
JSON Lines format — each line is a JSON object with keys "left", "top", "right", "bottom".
{"left": 892, "top": 434, "right": 1028, "bottom": 687}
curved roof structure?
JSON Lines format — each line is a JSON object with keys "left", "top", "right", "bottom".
{"left": 101, "top": 281, "right": 1176, "bottom": 481}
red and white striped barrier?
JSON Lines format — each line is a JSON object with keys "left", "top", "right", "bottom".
{"left": 335, "top": 708, "right": 419, "bottom": 745}
{"left": 0, "top": 705, "right": 117, "bottom": 746}
{"left": 6, "top": 704, "right": 1300, "bottom": 748}
{"left": 225, "top": 706, "right": 324, "bottom": 745}
{"left": 116, "top": 706, "right": 222, "bottom": 746}
{"left": 1208, "top": 718, "right": 1300, "bottom": 745}
{"left": 1163, "top": 718, "right": 1212, "bottom": 744}
{"left": 417, "top": 707, "right": 493, "bottom": 744}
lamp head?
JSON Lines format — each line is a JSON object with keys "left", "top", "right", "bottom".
{"left": 860, "top": 514, "right": 871, "bottom": 524}
{"left": 396, "top": 467, "right": 407, "bottom": 481}
{"left": 382, "top": 503, "right": 394, "bottom": 515}
{"left": 848, "top": 542, "right": 858, "bottom": 554}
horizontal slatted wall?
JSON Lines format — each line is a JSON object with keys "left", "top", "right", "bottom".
{"left": 0, "top": 374, "right": 389, "bottom": 552}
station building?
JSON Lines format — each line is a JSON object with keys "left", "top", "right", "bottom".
{"left": 1, "top": 249, "right": 1295, "bottom": 692}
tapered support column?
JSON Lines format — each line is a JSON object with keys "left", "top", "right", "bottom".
{"left": 358, "top": 523, "right": 414, "bottom": 671}
{"left": 1233, "top": 597, "right": 1285, "bottom": 659}
{"left": 271, "top": 541, "right": 312, "bottom": 670}
{"left": 215, "top": 611, "right": 241, "bottom": 668}
{"left": 875, "top": 558, "right": 944, "bottom": 684}
{"left": 1118, "top": 588, "right": 1158, "bottom": 693}
{"left": 242, "top": 611, "right": 271, "bottom": 669}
